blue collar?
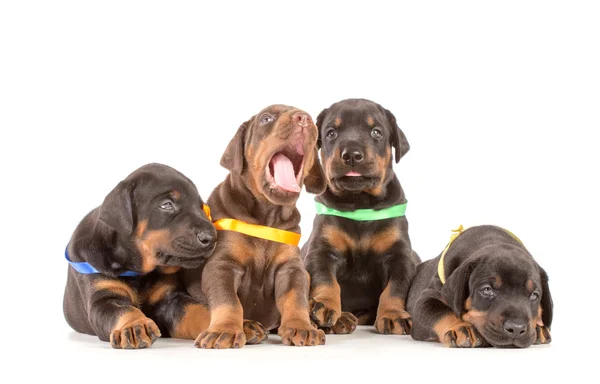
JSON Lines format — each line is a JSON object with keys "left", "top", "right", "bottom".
{"left": 65, "top": 246, "right": 142, "bottom": 277}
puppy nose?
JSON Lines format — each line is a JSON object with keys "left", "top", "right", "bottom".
{"left": 292, "top": 112, "right": 311, "bottom": 128}
{"left": 196, "top": 230, "right": 216, "bottom": 249}
{"left": 341, "top": 147, "right": 365, "bottom": 166}
{"left": 503, "top": 320, "right": 527, "bottom": 338}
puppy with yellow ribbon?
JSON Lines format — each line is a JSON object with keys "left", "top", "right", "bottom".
{"left": 407, "top": 225, "right": 553, "bottom": 348}
{"left": 183, "top": 105, "right": 327, "bottom": 348}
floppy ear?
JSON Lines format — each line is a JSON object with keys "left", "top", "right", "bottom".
{"left": 315, "top": 108, "right": 329, "bottom": 149}
{"left": 98, "top": 180, "right": 136, "bottom": 235}
{"left": 304, "top": 147, "right": 326, "bottom": 194}
{"left": 441, "top": 261, "right": 473, "bottom": 317}
{"left": 383, "top": 108, "right": 410, "bottom": 163}
{"left": 220, "top": 121, "right": 248, "bottom": 174}
{"left": 538, "top": 265, "right": 553, "bottom": 328}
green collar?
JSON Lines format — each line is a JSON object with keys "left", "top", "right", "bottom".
{"left": 314, "top": 201, "right": 407, "bottom": 221}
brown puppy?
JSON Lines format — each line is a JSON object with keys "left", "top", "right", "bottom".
{"left": 63, "top": 163, "right": 218, "bottom": 348}
{"left": 183, "top": 105, "right": 327, "bottom": 349}
{"left": 407, "top": 225, "right": 553, "bottom": 348}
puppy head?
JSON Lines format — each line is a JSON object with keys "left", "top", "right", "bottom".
{"left": 316, "top": 99, "right": 409, "bottom": 196}
{"left": 220, "top": 104, "right": 326, "bottom": 205}
{"left": 442, "top": 247, "right": 553, "bottom": 348}
{"left": 98, "top": 163, "right": 217, "bottom": 272}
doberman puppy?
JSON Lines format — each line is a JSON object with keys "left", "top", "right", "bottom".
{"left": 407, "top": 225, "right": 553, "bottom": 348}
{"left": 183, "top": 105, "right": 327, "bottom": 349}
{"left": 302, "top": 99, "right": 419, "bottom": 335}
{"left": 63, "top": 163, "right": 219, "bottom": 349}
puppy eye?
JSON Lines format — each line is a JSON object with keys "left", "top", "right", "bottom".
{"left": 259, "top": 114, "right": 274, "bottom": 125}
{"left": 480, "top": 285, "right": 495, "bottom": 298}
{"left": 325, "top": 128, "right": 338, "bottom": 140}
{"left": 530, "top": 292, "right": 540, "bottom": 301}
{"left": 371, "top": 128, "right": 383, "bottom": 139}
{"left": 159, "top": 201, "right": 174, "bottom": 211}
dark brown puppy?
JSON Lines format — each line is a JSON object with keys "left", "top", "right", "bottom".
{"left": 183, "top": 105, "right": 327, "bottom": 349}
{"left": 63, "top": 163, "right": 220, "bottom": 349}
{"left": 407, "top": 225, "right": 553, "bottom": 348}
{"left": 301, "top": 99, "right": 418, "bottom": 335}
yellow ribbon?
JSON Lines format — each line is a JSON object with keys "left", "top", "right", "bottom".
{"left": 437, "top": 225, "right": 524, "bottom": 284}
{"left": 213, "top": 218, "right": 301, "bottom": 246}
{"left": 202, "top": 204, "right": 212, "bottom": 221}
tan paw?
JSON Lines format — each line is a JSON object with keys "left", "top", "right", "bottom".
{"left": 194, "top": 326, "right": 246, "bottom": 349}
{"left": 375, "top": 310, "right": 412, "bottom": 335}
{"left": 310, "top": 299, "right": 340, "bottom": 328}
{"left": 243, "top": 320, "right": 268, "bottom": 345}
{"left": 110, "top": 317, "right": 161, "bottom": 349}
{"left": 535, "top": 325, "right": 552, "bottom": 345}
{"left": 278, "top": 320, "right": 326, "bottom": 346}
{"left": 442, "top": 321, "right": 484, "bottom": 348}
{"left": 330, "top": 312, "right": 358, "bottom": 334}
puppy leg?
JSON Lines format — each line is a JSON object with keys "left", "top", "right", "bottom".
{"left": 90, "top": 279, "right": 160, "bottom": 349}
{"left": 194, "top": 261, "right": 246, "bottom": 349}
{"left": 411, "top": 290, "right": 484, "bottom": 348}
{"left": 374, "top": 249, "right": 416, "bottom": 335}
{"left": 276, "top": 258, "right": 326, "bottom": 346}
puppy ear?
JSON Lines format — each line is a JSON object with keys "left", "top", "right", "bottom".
{"left": 383, "top": 108, "right": 410, "bottom": 163}
{"left": 538, "top": 265, "right": 553, "bottom": 328}
{"left": 220, "top": 121, "right": 248, "bottom": 174}
{"left": 98, "top": 180, "right": 136, "bottom": 235}
{"left": 441, "top": 261, "right": 473, "bottom": 317}
{"left": 315, "top": 108, "right": 329, "bottom": 149}
{"left": 304, "top": 147, "right": 326, "bottom": 194}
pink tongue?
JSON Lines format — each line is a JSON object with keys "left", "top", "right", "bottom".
{"left": 272, "top": 154, "right": 301, "bottom": 193}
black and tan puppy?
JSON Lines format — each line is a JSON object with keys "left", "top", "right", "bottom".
{"left": 302, "top": 99, "right": 418, "bottom": 335}
{"left": 183, "top": 105, "right": 327, "bottom": 349}
{"left": 407, "top": 225, "right": 553, "bottom": 348}
{"left": 63, "top": 163, "right": 218, "bottom": 349}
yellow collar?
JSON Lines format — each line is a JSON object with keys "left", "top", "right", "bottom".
{"left": 203, "top": 204, "right": 301, "bottom": 246}
{"left": 437, "top": 225, "right": 523, "bottom": 284}
{"left": 213, "top": 218, "right": 301, "bottom": 246}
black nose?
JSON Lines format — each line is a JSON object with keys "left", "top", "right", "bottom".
{"left": 341, "top": 147, "right": 364, "bottom": 166}
{"left": 196, "top": 230, "right": 216, "bottom": 249}
{"left": 503, "top": 320, "right": 527, "bottom": 338}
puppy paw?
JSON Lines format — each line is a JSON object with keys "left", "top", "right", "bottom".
{"left": 442, "top": 322, "right": 484, "bottom": 348}
{"left": 535, "top": 325, "right": 552, "bottom": 345}
{"left": 110, "top": 317, "right": 161, "bottom": 349}
{"left": 194, "top": 326, "right": 246, "bottom": 349}
{"left": 278, "top": 320, "right": 326, "bottom": 346}
{"left": 331, "top": 312, "right": 358, "bottom": 335}
{"left": 310, "top": 299, "right": 340, "bottom": 328}
{"left": 375, "top": 311, "right": 412, "bottom": 335}
{"left": 243, "top": 320, "right": 268, "bottom": 345}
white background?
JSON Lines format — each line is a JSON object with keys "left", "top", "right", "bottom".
{"left": 1, "top": 1, "right": 598, "bottom": 382}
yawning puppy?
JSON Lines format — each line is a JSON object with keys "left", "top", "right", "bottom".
{"left": 407, "top": 225, "right": 553, "bottom": 348}
{"left": 302, "top": 99, "right": 419, "bottom": 335}
{"left": 183, "top": 105, "right": 327, "bottom": 348}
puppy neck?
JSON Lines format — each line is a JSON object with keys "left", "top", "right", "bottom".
{"left": 316, "top": 174, "right": 406, "bottom": 211}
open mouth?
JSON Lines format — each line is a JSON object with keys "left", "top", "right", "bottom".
{"left": 266, "top": 136, "right": 305, "bottom": 193}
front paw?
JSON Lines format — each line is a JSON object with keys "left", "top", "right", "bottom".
{"left": 310, "top": 299, "right": 340, "bottom": 328}
{"left": 375, "top": 311, "right": 412, "bottom": 335}
{"left": 278, "top": 321, "right": 326, "bottom": 346}
{"left": 194, "top": 326, "right": 246, "bottom": 349}
{"left": 535, "top": 325, "right": 551, "bottom": 345}
{"left": 330, "top": 312, "right": 358, "bottom": 334}
{"left": 442, "top": 321, "right": 484, "bottom": 348}
{"left": 110, "top": 317, "right": 161, "bottom": 349}
{"left": 243, "top": 320, "right": 268, "bottom": 345}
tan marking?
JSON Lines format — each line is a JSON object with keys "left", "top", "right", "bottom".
{"left": 495, "top": 276, "right": 503, "bottom": 288}
{"left": 273, "top": 244, "right": 301, "bottom": 265}
{"left": 462, "top": 309, "right": 488, "bottom": 329}
{"left": 311, "top": 280, "right": 341, "bottom": 310}
{"left": 526, "top": 279, "right": 534, "bottom": 293}
{"left": 356, "top": 312, "right": 374, "bottom": 325}
{"left": 365, "top": 147, "right": 391, "bottom": 196}
{"left": 322, "top": 225, "right": 355, "bottom": 253}
{"left": 145, "top": 276, "right": 177, "bottom": 305}
{"left": 535, "top": 305, "right": 544, "bottom": 327}
{"left": 364, "top": 226, "right": 401, "bottom": 254}
{"left": 112, "top": 307, "right": 149, "bottom": 332}
{"left": 135, "top": 220, "right": 171, "bottom": 272}
{"left": 334, "top": 117, "right": 342, "bottom": 127}
{"left": 222, "top": 234, "right": 255, "bottom": 265}
{"left": 376, "top": 282, "right": 410, "bottom": 320}
{"left": 465, "top": 297, "right": 473, "bottom": 311}
{"left": 172, "top": 303, "right": 211, "bottom": 339}
{"left": 95, "top": 280, "right": 138, "bottom": 305}
{"left": 209, "top": 304, "right": 244, "bottom": 330}
{"left": 170, "top": 189, "right": 181, "bottom": 200}
{"left": 433, "top": 314, "right": 464, "bottom": 341}
{"left": 278, "top": 289, "right": 311, "bottom": 327}
{"left": 367, "top": 116, "right": 375, "bottom": 126}
{"left": 158, "top": 266, "right": 181, "bottom": 274}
